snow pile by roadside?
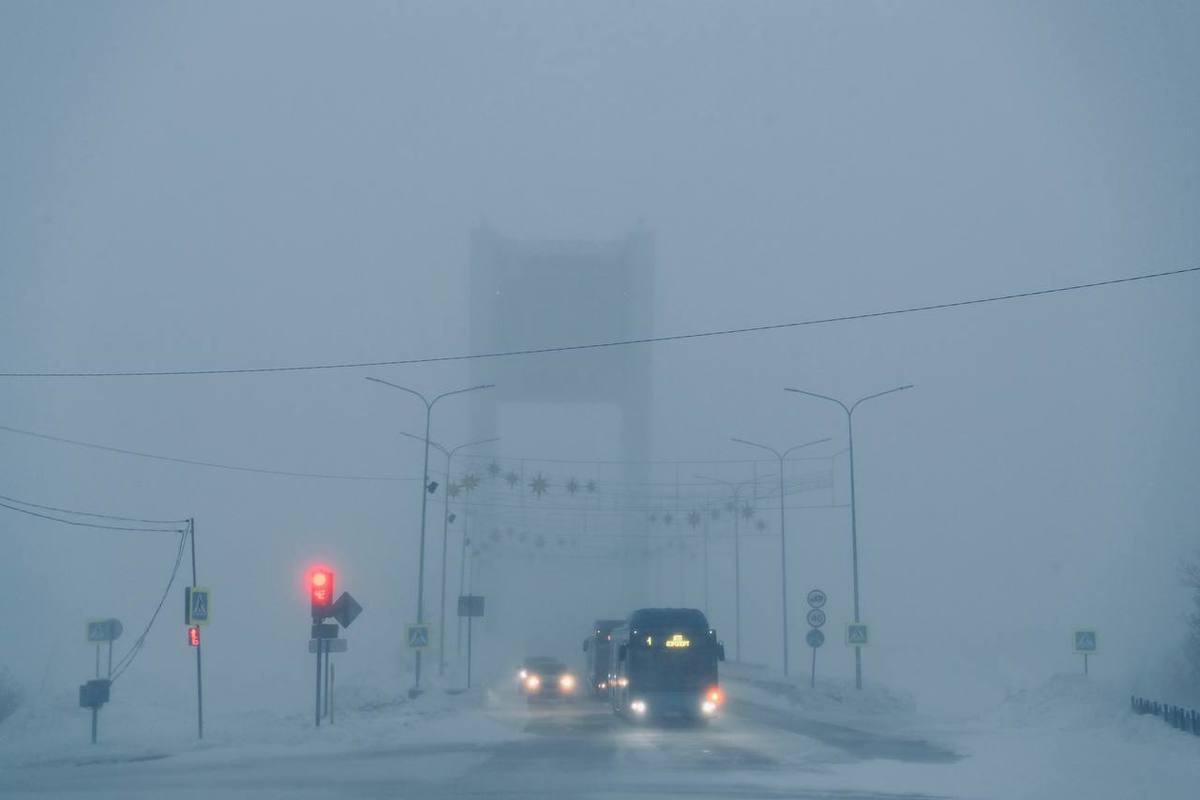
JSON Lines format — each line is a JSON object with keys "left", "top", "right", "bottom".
{"left": 722, "top": 662, "right": 918, "bottom": 730}
{"left": 989, "top": 673, "right": 1128, "bottom": 731}
{"left": 0, "top": 670, "right": 520, "bottom": 770}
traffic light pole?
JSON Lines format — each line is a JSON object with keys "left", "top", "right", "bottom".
{"left": 314, "top": 638, "right": 323, "bottom": 728}
{"left": 189, "top": 518, "right": 204, "bottom": 739}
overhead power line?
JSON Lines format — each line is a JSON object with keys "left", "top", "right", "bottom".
{"left": 0, "top": 422, "right": 835, "bottom": 481}
{"left": 0, "top": 266, "right": 1194, "bottom": 378}
{"left": 112, "top": 530, "right": 189, "bottom": 682}
{"left": 0, "top": 424, "right": 419, "bottom": 482}
{"left": 0, "top": 492, "right": 188, "bottom": 524}
{"left": 0, "top": 500, "right": 186, "bottom": 533}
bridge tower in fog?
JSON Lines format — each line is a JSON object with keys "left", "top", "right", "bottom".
{"left": 467, "top": 223, "right": 655, "bottom": 605}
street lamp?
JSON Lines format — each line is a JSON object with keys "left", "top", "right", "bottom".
{"left": 366, "top": 377, "right": 494, "bottom": 694}
{"left": 784, "top": 384, "right": 912, "bottom": 689}
{"left": 694, "top": 473, "right": 776, "bottom": 664}
{"left": 730, "top": 436, "right": 831, "bottom": 677}
{"left": 397, "top": 431, "right": 498, "bottom": 678}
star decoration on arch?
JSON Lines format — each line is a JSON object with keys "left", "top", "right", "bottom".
{"left": 649, "top": 511, "right": 658, "bottom": 524}
{"left": 741, "top": 503, "right": 755, "bottom": 520}
{"left": 530, "top": 473, "right": 549, "bottom": 497}
{"left": 446, "top": 481, "right": 462, "bottom": 499}
{"left": 585, "top": 480, "right": 597, "bottom": 493}
{"left": 755, "top": 519, "right": 767, "bottom": 532}
{"left": 566, "top": 477, "right": 580, "bottom": 495}
{"left": 487, "top": 461, "right": 501, "bottom": 479}
{"left": 505, "top": 470, "right": 520, "bottom": 489}
{"left": 462, "top": 473, "right": 480, "bottom": 492}
{"left": 663, "top": 512, "right": 673, "bottom": 526}
{"left": 687, "top": 510, "right": 701, "bottom": 528}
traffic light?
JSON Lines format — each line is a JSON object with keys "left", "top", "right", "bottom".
{"left": 188, "top": 626, "right": 201, "bottom": 647}
{"left": 310, "top": 566, "right": 335, "bottom": 618}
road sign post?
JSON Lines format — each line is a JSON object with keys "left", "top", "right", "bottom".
{"left": 83, "top": 619, "right": 122, "bottom": 744}
{"left": 458, "top": 595, "right": 485, "bottom": 689}
{"left": 805, "top": 590, "right": 827, "bottom": 688}
{"left": 1073, "top": 629, "right": 1098, "bottom": 675}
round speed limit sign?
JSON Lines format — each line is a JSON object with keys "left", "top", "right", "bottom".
{"left": 806, "top": 589, "right": 827, "bottom": 609}
{"left": 806, "top": 608, "right": 827, "bottom": 628}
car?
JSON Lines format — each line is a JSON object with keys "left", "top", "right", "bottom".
{"left": 517, "top": 656, "right": 577, "bottom": 701}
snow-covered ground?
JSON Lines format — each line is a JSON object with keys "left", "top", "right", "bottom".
{"left": 724, "top": 666, "right": 1200, "bottom": 800}
{"left": 1, "top": 666, "right": 1197, "bottom": 799}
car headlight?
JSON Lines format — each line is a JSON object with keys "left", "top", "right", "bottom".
{"left": 701, "top": 700, "right": 717, "bottom": 715}
{"left": 525, "top": 675, "right": 541, "bottom": 690}
{"left": 630, "top": 700, "right": 647, "bottom": 714}
{"left": 559, "top": 674, "right": 575, "bottom": 691}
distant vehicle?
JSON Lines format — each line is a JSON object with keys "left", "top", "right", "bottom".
{"left": 609, "top": 608, "right": 725, "bottom": 721}
{"left": 582, "top": 619, "right": 625, "bottom": 698}
{"left": 517, "top": 656, "right": 577, "bottom": 701}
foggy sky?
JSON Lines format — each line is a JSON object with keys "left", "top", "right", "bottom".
{"left": 2, "top": 1, "right": 1198, "bottom": 716}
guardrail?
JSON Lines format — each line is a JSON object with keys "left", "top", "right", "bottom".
{"left": 1131, "top": 696, "right": 1200, "bottom": 736}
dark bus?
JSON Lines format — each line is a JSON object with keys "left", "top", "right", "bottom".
{"left": 582, "top": 618, "right": 625, "bottom": 698}
{"left": 608, "top": 608, "right": 725, "bottom": 721}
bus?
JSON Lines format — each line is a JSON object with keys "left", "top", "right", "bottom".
{"left": 608, "top": 608, "right": 726, "bottom": 721}
{"left": 582, "top": 619, "right": 625, "bottom": 698}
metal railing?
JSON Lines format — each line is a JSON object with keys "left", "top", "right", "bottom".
{"left": 1131, "top": 695, "right": 1200, "bottom": 736}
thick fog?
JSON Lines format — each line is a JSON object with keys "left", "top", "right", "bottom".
{"left": 2, "top": 0, "right": 1198, "bottom": 730}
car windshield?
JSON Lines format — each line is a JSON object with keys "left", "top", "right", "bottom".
{"left": 3, "top": 3, "right": 1195, "bottom": 800}
{"left": 524, "top": 659, "right": 565, "bottom": 675}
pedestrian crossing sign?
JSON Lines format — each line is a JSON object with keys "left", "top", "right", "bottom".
{"left": 406, "top": 624, "right": 431, "bottom": 649}
{"left": 845, "top": 623, "right": 869, "bottom": 646}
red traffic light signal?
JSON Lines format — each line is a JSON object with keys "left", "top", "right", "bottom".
{"left": 188, "top": 626, "right": 201, "bottom": 647}
{"left": 309, "top": 566, "right": 335, "bottom": 617}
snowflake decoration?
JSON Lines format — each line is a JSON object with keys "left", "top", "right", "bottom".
{"left": 505, "top": 470, "right": 520, "bottom": 489}
{"left": 725, "top": 500, "right": 736, "bottom": 513}
{"left": 462, "top": 473, "right": 480, "bottom": 492}
{"left": 566, "top": 477, "right": 579, "bottom": 495}
{"left": 663, "top": 512, "right": 673, "bottom": 526}
{"left": 487, "top": 461, "right": 501, "bottom": 479}
{"left": 741, "top": 503, "right": 754, "bottom": 520}
{"left": 687, "top": 510, "right": 701, "bottom": 528}
{"left": 446, "top": 481, "right": 462, "bottom": 499}
{"left": 534, "top": 534, "right": 546, "bottom": 548}
{"left": 755, "top": 519, "right": 767, "bottom": 532}
{"left": 585, "top": 480, "right": 597, "bottom": 493}
{"left": 529, "top": 473, "right": 549, "bottom": 497}
{"left": 648, "top": 511, "right": 658, "bottom": 524}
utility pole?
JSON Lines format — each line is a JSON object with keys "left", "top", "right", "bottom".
{"left": 188, "top": 518, "right": 203, "bottom": 739}
{"left": 785, "top": 385, "right": 912, "bottom": 689}
{"left": 366, "top": 378, "right": 493, "bottom": 695}
{"left": 731, "top": 437, "right": 830, "bottom": 677}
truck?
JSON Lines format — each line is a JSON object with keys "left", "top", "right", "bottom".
{"left": 581, "top": 618, "right": 625, "bottom": 698}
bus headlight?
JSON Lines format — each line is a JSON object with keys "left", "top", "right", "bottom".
{"left": 630, "top": 700, "right": 647, "bottom": 714}
{"left": 559, "top": 674, "right": 576, "bottom": 691}
{"left": 525, "top": 675, "right": 541, "bottom": 690}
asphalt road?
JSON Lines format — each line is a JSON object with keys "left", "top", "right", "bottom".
{"left": 0, "top": 691, "right": 960, "bottom": 800}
